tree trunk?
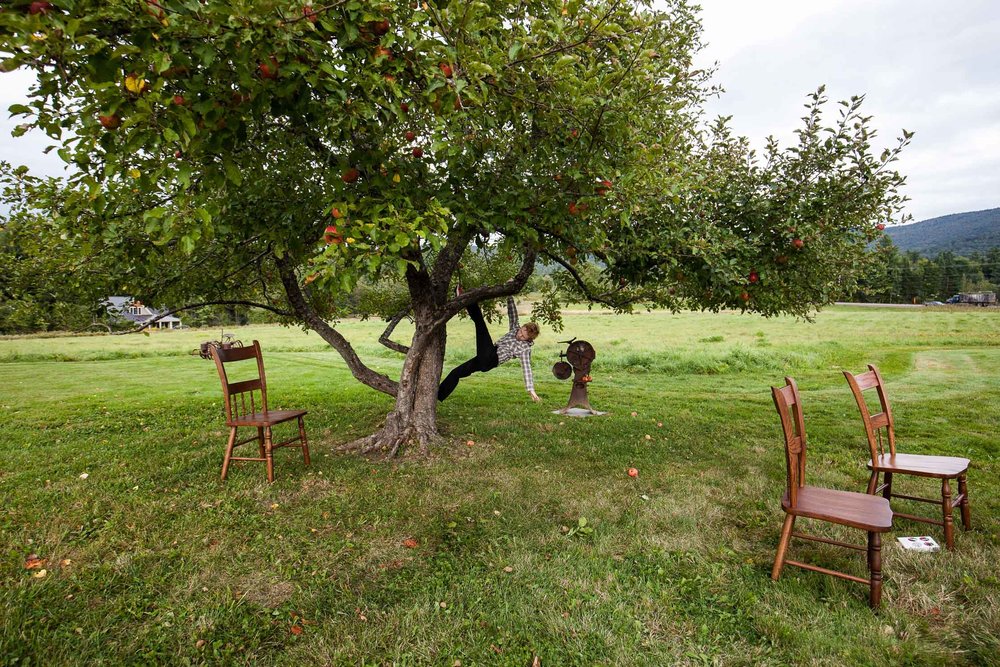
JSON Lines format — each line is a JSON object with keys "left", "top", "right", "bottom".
{"left": 340, "top": 315, "right": 447, "bottom": 457}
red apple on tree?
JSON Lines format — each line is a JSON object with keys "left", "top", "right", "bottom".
{"left": 172, "top": 94, "right": 186, "bottom": 106}
{"left": 404, "top": 131, "right": 416, "bottom": 142}
{"left": 412, "top": 147, "right": 424, "bottom": 158}
{"left": 258, "top": 56, "right": 279, "bottom": 80}
{"left": 749, "top": 270, "right": 759, "bottom": 284}
{"left": 98, "top": 114, "right": 120, "bottom": 129}
{"left": 302, "top": 5, "right": 318, "bottom": 23}
{"left": 439, "top": 62, "right": 453, "bottom": 78}
{"left": 331, "top": 207, "right": 344, "bottom": 219}
{"left": 28, "top": 1, "right": 52, "bottom": 14}
{"left": 791, "top": 238, "right": 804, "bottom": 249}
{"left": 323, "top": 225, "right": 342, "bottom": 244}
{"left": 143, "top": 1, "right": 165, "bottom": 19}
{"left": 876, "top": 223, "right": 886, "bottom": 231}
{"left": 740, "top": 291, "right": 750, "bottom": 302}
{"left": 400, "top": 102, "right": 409, "bottom": 113}
{"left": 372, "top": 19, "right": 390, "bottom": 35}
{"left": 341, "top": 167, "right": 360, "bottom": 183}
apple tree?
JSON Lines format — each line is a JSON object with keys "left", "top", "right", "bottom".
{"left": 1, "top": 0, "right": 909, "bottom": 454}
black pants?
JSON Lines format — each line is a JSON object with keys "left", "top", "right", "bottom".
{"left": 438, "top": 303, "right": 499, "bottom": 401}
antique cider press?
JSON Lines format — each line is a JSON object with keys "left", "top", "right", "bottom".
{"left": 551, "top": 338, "right": 599, "bottom": 414}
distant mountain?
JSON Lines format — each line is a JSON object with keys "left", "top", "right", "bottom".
{"left": 885, "top": 207, "right": 1000, "bottom": 256}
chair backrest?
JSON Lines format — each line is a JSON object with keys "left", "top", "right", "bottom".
{"left": 771, "top": 376, "right": 807, "bottom": 508}
{"left": 210, "top": 340, "right": 268, "bottom": 423}
{"left": 842, "top": 364, "right": 895, "bottom": 460}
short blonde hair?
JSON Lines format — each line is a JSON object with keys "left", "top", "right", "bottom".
{"left": 522, "top": 322, "right": 540, "bottom": 340}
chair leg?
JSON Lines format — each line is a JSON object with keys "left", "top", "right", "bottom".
{"left": 867, "top": 470, "right": 880, "bottom": 495}
{"left": 867, "top": 532, "right": 883, "bottom": 608}
{"left": 941, "top": 477, "right": 955, "bottom": 550}
{"left": 221, "top": 427, "right": 238, "bottom": 481}
{"left": 771, "top": 514, "right": 796, "bottom": 581}
{"left": 264, "top": 426, "right": 275, "bottom": 483}
{"left": 882, "top": 472, "right": 893, "bottom": 501}
{"left": 257, "top": 426, "right": 265, "bottom": 458}
{"left": 958, "top": 474, "right": 971, "bottom": 531}
{"left": 298, "top": 416, "right": 311, "bottom": 466}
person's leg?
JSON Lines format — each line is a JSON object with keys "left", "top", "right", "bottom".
{"left": 467, "top": 303, "right": 495, "bottom": 365}
{"left": 438, "top": 357, "right": 479, "bottom": 401}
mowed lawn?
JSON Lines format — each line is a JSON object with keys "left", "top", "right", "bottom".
{"left": 1, "top": 306, "right": 998, "bottom": 665}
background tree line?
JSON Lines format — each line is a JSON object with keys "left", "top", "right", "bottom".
{"left": 854, "top": 237, "right": 1000, "bottom": 304}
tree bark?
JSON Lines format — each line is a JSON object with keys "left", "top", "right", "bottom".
{"left": 341, "top": 262, "right": 446, "bottom": 456}
{"left": 341, "top": 325, "right": 445, "bottom": 456}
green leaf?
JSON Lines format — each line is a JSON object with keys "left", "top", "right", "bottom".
{"left": 223, "top": 159, "right": 243, "bottom": 186}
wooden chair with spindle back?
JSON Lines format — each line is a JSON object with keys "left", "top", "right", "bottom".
{"left": 771, "top": 377, "right": 893, "bottom": 608}
{"left": 210, "top": 340, "right": 310, "bottom": 483}
{"left": 843, "top": 364, "right": 971, "bottom": 550}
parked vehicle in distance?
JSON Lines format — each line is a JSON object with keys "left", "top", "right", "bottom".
{"left": 945, "top": 292, "right": 996, "bottom": 306}
{"left": 924, "top": 300, "right": 944, "bottom": 306}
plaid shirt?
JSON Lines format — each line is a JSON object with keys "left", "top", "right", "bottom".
{"left": 494, "top": 297, "right": 535, "bottom": 394}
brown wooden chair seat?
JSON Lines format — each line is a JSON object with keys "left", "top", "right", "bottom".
{"left": 210, "top": 341, "right": 310, "bottom": 482}
{"left": 229, "top": 409, "right": 308, "bottom": 428}
{"left": 844, "top": 365, "right": 972, "bottom": 550}
{"left": 869, "top": 453, "right": 970, "bottom": 478}
{"left": 771, "top": 377, "right": 892, "bottom": 608}
{"left": 783, "top": 486, "right": 893, "bottom": 533}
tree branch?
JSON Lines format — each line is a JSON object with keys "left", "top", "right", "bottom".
{"left": 432, "top": 246, "right": 538, "bottom": 328}
{"left": 541, "top": 250, "right": 626, "bottom": 307}
{"left": 430, "top": 225, "right": 478, "bottom": 291}
{"left": 379, "top": 308, "right": 412, "bottom": 354}
{"left": 276, "top": 254, "right": 399, "bottom": 397}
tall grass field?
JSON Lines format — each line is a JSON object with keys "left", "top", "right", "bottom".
{"left": 1, "top": 305, "right": 998, "bottom": 665}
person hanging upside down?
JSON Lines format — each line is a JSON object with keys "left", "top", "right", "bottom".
{"left": 438, "top": 295, "right": 541, "bottom": 402}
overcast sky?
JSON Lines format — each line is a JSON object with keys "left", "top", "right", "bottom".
{"left": 3, "top": 1, "right": 998, "bottom": 223}
{"left": 690, "top": 0, "right": 1000, "bottom": 223}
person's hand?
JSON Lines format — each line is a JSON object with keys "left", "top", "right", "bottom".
{"left": 530, "top": 391, "right": 541, "bottom": 402}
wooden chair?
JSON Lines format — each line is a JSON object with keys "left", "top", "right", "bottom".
{"left": 210, "top": 340, "right": 310, "bottom": 482}
{"left": 843, "top": 364, "right": 971, "bottom": 550}
{"left": 771, "top": 377, "right": 893, "bottom": 608}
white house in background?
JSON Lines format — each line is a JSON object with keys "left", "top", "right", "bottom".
{"left": 104, "top": 296, "right": 182, "bottom": 329}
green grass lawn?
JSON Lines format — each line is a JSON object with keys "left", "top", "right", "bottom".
{"left": 1, "top": 306, "right": 998, "bottom": 665}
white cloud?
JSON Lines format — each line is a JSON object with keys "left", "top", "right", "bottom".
{"left": 0, "top": 69, "right": 68, "bottom": 176}
{"left": 687, "top": 0, "right": 1000, "bottom": 222}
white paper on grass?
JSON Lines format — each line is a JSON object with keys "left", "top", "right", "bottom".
{"left": 897, "top": 536, "right": 941, "bottom": 552}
